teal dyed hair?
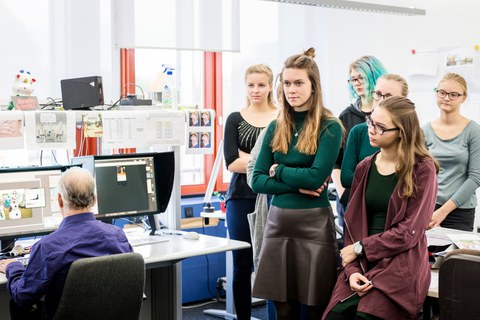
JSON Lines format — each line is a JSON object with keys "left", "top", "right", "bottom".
{"left": 348, "top": 55, "right": 388, "bottom": 103}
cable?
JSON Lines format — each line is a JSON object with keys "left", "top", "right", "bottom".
{"left": 107, "top": 96, "right": 122, "bottom": 110}
{"left": 123, "top": 83, "right": 146, "bottom": 99}
{"left": 40, "top": 97, "right": 61, "bottom": 110}
{"left": 51, "top": 150, "right": 59, "bottom": 165}
{"left": 201, "top": 217, "right": 222, "bottom": 300}
{"left": 0, "top": 239, "right": 17, "bottom": 254}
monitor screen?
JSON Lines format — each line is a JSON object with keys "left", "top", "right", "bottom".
{"left": 0, "top": 165, "right": 75, "bottom": 242}
{"left": 72, "top": 152, "right": 174, "bottom": 220}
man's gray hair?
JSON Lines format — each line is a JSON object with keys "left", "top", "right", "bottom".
{"left": 58, "top": 167, "right": 96, "bottom": 210}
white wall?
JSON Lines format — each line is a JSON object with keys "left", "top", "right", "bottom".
{"left": 315, "top": 0, "right": 480, "bottom": 124}
{"left": 0, "top": 0, "right": 119, "bottom": 104}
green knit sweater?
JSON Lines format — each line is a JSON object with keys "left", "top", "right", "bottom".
{"left": 251, "top": 111, "right": 342, "bottom": 209}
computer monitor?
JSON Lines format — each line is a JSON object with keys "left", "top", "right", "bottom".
{"left": 72, "top": 152, "right": 175, "bottom": 234}
{"left": 0, "top": 165, "right": 78, "bottom": 251}
{"left": 60, "top": 76, "right": 104, "bottom": 110}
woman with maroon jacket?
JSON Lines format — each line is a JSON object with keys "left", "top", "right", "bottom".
{"left": 323, "top": 96, "right": 438, "bottom": 320}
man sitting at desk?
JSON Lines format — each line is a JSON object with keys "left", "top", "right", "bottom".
{"left": 0, "top": 167, "right": 133, "bottom": 320}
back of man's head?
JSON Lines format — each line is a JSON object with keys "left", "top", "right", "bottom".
{"left": 58, "top": 167, "right": 96, "bottom": 211}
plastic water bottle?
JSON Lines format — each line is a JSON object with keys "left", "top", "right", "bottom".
{"left": 162, "top": 70, "right": 177, "bottom": 109}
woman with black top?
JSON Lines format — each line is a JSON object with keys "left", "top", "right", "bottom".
{"left": 333, "top": 56, "right": 387, "bottom": 227}
{"left": 223, "top": 64, "right": 278, "bottom": 320}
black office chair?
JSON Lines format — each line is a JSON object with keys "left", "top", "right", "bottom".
{"left": 53, "top": 252, "right": 145, "bottom": 320}
{"left": 439, "top": 249, "right": 480, "bottom": 320}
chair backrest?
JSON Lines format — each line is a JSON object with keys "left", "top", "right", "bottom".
{"left": 439, "top": 249, "right": 480, "bottom": 320}
{"left": 53, "top": 252, "right": 145, "bottom": 320}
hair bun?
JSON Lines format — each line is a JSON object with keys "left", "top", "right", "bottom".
{"left": 304, "top": 47, "right": 316, "bottom": 59}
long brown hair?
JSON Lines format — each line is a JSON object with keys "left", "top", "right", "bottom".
{"left": 271, "top": 48, "right": 339, "bottom": 154}
{"left": 378, "top": 96, "right": 439, "bottom": 197}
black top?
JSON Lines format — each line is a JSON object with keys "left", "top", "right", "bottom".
{"left": 335, "top": 99, "right": 372, "bottom": 168}
{"left": 224, "top": 111, "right": 265, "bottom": 201}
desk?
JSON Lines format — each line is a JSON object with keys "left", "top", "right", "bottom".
{"left": 423, "top": 227, "right": 479, "bottom": 319}
{"left": 0, "top": 233, "right": 250, "bottom": 320}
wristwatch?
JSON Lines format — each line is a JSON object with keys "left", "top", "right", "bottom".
{"left": 353, "top": 241, "right": 364, "bottom": 256}
{"left": 269, "top": 166, "right": 276, "bottom": 178}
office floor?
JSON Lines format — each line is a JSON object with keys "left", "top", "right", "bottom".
{"left": 182, "top": 299, "right": 267, "bottom": 320}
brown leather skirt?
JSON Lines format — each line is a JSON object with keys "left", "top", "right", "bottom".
{"left": 252, "top": 205, "right": 338, "bottom": 307}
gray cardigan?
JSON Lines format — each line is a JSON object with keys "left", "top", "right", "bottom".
{"left": 246, "top": 128, "right": 269, "bottom": 271}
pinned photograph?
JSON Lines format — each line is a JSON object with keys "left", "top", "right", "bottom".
{"left": 189, "top": 111, "right": 200, "bottom": 127}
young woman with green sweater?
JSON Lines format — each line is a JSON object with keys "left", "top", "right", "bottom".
{"left": 251, "top": 48, "right": 343, "bottom": 320}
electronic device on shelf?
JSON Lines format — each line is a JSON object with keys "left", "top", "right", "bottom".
{"left": 60, "top": 76, "right": 104, "bottom": 110}
{"left": 0, "top": 165, "right": 79, "bottom": 251}
{"left": 71, "top": 152, "right": 175, "bottom": 235}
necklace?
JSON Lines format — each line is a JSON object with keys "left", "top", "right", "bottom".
{"left": 294, "top": 127, "right": 302, "bottom": 137}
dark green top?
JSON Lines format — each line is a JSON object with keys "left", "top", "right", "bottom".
{"left": 341, "top": 122, "right": 379, "bottom": 188}
{"left": 251, "top": 111, "right": 342, "bottom": 209}
{"left": 365, "top": 159, "right": 398, "bottom": 235}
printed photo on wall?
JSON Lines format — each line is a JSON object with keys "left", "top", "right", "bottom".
{"left": 0, "top": 111, "right": 25, "bottom": 150}
{"left": 186, "top": 109, "right": 215, "bottom": 154}
{"left": 189, "top": 111, "right": 200, "bottom": 127}
{"left": 201, "top": 111, "right": 211, "bottom": 126}
{"left": 24, "top": 111, "right": 76, "bottom": 150}
{"left": 83, "top": 113, "right": 103, "bottom": 138}
{"left": 189, "top": 132, "right": 200, "bottom": 148}
{"left": 200, "top": 132, "right": 211, "bottom": 148}
{"left": 444, "top": 46, "right": 479, "bottom": 82}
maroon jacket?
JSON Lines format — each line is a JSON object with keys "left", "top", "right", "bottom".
{"left": 323, "top": 153, "right": 438, "bottom": 320}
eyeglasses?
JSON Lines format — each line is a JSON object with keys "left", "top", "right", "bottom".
{"left": 435, "top": 89, "right": 465, "bottom": 101}
{"left": 347, "top": 76, "right": 365, "bottom": 85}
{"left": 365, "top": 116, "right": 400, "bottom": 136}
{"left": 371, "top": 91, "right": 392, "bottom": 101}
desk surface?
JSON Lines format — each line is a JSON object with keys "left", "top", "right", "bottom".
{"left": 426, "top": 227, "right": 480, "bottom": 298}
{"left": 0, "top": 232, "right": 249, "bottom": 286}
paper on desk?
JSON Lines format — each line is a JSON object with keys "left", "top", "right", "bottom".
{"left": 426, "top": 228, "right": 453, "bottom": 247}
{"left": 447, "top": 233, "right": 480, "bottom": 250}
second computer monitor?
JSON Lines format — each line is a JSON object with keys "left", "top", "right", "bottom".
{"left": 72, "top": 152, "right": 174, "bottom": 220}
{"left": 0, "top": 165, "right": 77, "bottom": 249}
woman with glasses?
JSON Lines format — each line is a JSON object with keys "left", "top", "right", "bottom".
{"left": 423, "top": 73, "right": 480, "bottom": 231}
{"left": 223, "top": 64, "right": 278, "bottom": 320}
{"left": 251, "top": 48, "right": 342, "bottom": 319}
{"left": 340, "top": 74, "right": 409, "bottom": 201}
{"left": 323, "top": 96, "right": 438, "bottom": 320}
{"left": 333, "top": 56, "right": 387, "bottom": 228}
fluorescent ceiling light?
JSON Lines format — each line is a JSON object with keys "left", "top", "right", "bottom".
{"left": 261, "top": 0, "right": 426, "bottom": 16}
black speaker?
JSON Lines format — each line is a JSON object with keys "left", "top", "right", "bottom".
{"left": 61, "top": 76, "right": 104, "bottom": 110}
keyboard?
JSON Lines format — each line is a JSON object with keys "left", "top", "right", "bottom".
{"left": 127, "top": 235, "right": 169, "bottom": 247}
{"left": 17, "top": 255, "right": 29, "bottom": 267}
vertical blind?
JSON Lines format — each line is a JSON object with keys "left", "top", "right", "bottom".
{"left": 113, "top": 0, "right": 240, "bottom": 52}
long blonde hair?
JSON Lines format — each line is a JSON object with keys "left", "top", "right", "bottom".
{"left": 379, "top": 96, "right": 439, "bottom": 198}
{"left": 272, "top": 48, "right": 340, "bottom": 154}
{"left": 244, "top": 64, "right": 276, "bottom": 109}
